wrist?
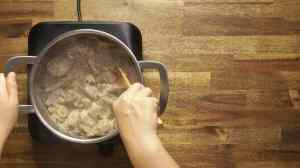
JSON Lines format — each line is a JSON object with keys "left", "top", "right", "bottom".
{"left": 0, "top": 126, "right": 10, "bottom": 143}
{"left": 0, "top": 128, "right": 9, "bottom": 153}
{"left": 122, "top": 132, "right": 162, "bottom": 152}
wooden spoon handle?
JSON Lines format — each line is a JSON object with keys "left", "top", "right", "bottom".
{"left": 118, "top": 67, "right": 131, "bottom": 87}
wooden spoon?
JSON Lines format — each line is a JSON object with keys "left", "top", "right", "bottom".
{"left": 118, "top": 67, "right": 131, "bottom": 87}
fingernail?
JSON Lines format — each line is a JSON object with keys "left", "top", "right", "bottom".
{"left": 10, "top": 72, "right": 16, "bottom": 81}
{"left": 10, "top": 72, "right": 16, "bottom": 80}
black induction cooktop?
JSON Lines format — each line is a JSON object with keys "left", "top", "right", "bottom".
{"left": 26, "top": 21, "right": 143, "bottom": 154}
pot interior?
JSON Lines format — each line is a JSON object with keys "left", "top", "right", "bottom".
{"left": 30, "top": 30, "right": 141, "bottom": 142}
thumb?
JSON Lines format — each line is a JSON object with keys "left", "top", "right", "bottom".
{"left": 6, "top": 72, "right": 18, "bottom": 104}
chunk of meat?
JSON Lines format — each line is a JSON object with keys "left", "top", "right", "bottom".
{"left": 48, "top": 105, "right": 69, "bottom": 123}
{"left": 78, "top": 109, "right": 97, "bottom": 136}
{"left": 62, "top": 111, "right": 81, "bottom": 134}
{"left": 45, "top": 89, "right": 66, "bottom": 106}
{"left": 101, "top": 70, "right": 118, "bottom": 83}
{"left": 83, "top": 119, "right": 116, "bottom": 137}
{"left": 83, "top": 84, "right": 99, "bottom": 100}
{"left": 73, "top": 97, "right": 91, "bottom": 109}
{"left": 47, "top": 56, "right": 73, "bottom": 77}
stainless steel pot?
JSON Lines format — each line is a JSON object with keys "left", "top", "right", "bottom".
{"left": 4, "top": 29, "right": 169, "bottom": 144}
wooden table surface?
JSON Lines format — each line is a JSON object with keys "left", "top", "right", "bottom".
{"left": 1, "top": 0, "right": 300, "bottom": 167}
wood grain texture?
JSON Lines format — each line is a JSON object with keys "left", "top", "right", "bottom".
{"left": 1, "top": 0, "right": 300, "bottom": 168}
{"left": 0, "top": 0, "right": 54, "bottom": 19}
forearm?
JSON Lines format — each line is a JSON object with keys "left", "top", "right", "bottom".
{"left": 122, "top": 134, "right": 180, "bottom": 168}
{"left": 0, "top": 128, "right": 9, "bottom": 157}
{"left": 0, "top": 139, "right": 4, "bottom": 157}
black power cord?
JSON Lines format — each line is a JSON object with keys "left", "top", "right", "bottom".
{"left": 77, "top": 0, "right": 82, "bottom": 21}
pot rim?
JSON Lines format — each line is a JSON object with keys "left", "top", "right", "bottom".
{"left": 29, "top": 29, "right": 144, "bottom": 144}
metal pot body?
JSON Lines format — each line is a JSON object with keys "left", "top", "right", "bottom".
{"left": 4, "top": 29, "right": 169, "bottom": 144}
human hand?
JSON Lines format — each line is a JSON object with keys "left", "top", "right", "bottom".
{"left": 0, "top": 72, "right": 18, "bottom": 142}
{"left": 113, "top": 83, "right": 159, "bottom": 145}
{"left": 113, "top": 83, "right": 180, "bottom": 168}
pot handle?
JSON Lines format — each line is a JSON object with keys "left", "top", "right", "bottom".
{"left": 138, "top": 61, "right": 169, "bottom": 115}
{"left": 4, "top": 56, "right": 37, "bottom": 114}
